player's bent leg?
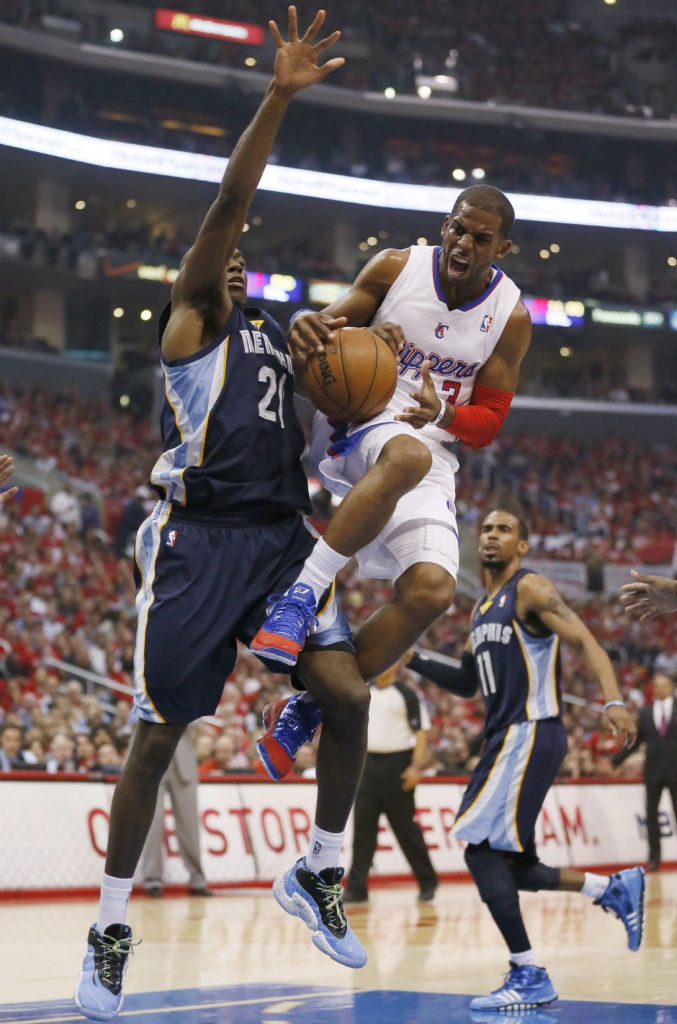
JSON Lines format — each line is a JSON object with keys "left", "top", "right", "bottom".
{"left": 75, "top": 721, "right": 185, "bottom": 1021}
{"left": 355, "top": 562, "right": 456, "bottom": 681}
{"left": 250, "top": 436, "right": 432, "bottom": 668}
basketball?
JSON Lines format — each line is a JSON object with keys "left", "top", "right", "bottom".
{"left": 304, "top": 327, "right": 398, "bottom": 422}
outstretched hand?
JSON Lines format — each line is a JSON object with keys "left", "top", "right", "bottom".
{"left": 0, "top": 455, "right": 17, "bottom": 505}
{"left": 604, "top": 704, "right": 637, "bottom": 748}
{"left": 271, "top": 6, "right": 345, "bottom": 96}
{"left": 620, "top": 570, "right": 677, "bottom": 622}
{"left": 395, "top": 360, "right": 445, "bottom": 429}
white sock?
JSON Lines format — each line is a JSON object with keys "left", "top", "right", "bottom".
{"left": 580, "top": 872, "right": 609, "bottom": 900}
{"left": 97, "top": 872, "right": 134, "bottom": 932}
{"left": 510, "top": 948, "right": 539, "bottom": 967}
{"left": 295, "top": 539, "right": 350, "bottom": 604}
{"left": 306, "top": 824, "right": 345, "bottom": 874}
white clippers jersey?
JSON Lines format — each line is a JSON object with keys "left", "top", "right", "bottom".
{"left": 369, "top": 245, "right": 521, "bottom": 445}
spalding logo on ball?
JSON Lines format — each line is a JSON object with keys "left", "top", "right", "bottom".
{"left": 304, "top": 327, "right": 397, "bottom": 422}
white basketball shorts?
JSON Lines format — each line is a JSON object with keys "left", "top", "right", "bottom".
{"left": 310, "top": 413, "right": 460, "bottom": 583}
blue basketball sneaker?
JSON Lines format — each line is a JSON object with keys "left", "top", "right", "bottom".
{"left": 257, "top": 692, "right": 323, "bottom": 780}
{"left": 273, "top": 857, "right": 367, "bottom": 968}
{"left": 469, "top": 963, "right": 558, "bottom": 1011}
{"left": 597, "top": 866, "right": 645, "bottom": 951}
{"left": 250, "top": 584, "right": 318, "bottom": 667}
{"left": 74, "top": 922, "right": 139, "bottom": 1020}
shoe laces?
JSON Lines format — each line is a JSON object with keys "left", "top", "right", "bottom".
{"left": 266, "top": 593, "right": 318, "bottom": 635}
{"left": 95, "top": 932, "right": 141, "bottom": 989}
{"left": 315, "top": 877, "right": 347, "bottom": 935}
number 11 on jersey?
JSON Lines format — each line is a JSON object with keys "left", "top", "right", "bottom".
{"left": 477, "top": 650, "right": 497, "bottom": 697}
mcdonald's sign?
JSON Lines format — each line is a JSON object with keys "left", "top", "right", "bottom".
{"left": 155, "top": 9, "right": 264, "bottom": 45}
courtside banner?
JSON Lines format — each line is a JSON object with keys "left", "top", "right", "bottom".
{"left": 1, "top": 779, "right": 674, "bottom": 892}
{"left": 1, "top": 116, "right": 676, "bottom": 231}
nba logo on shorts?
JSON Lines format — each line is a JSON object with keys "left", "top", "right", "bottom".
{"left": 313, "top": 841, "right": 322, "bottom": 855}
{"left": 434, "top": 322, "right": 449, "bottom": 338}
{"left": 166, "top": 529, "right": 178, "bottom": 548}
{"left": 499, "top": 594, "right": 507, "bottom": 607}
{"left": 480, "top": 314, "right": 493, "bottom": 333}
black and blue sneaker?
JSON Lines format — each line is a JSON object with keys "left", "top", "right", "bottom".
{"left": 597, "top": 866, "right": 646, "bottom": 951}
{"left": 469, "top": 963, "right": 558, "bottom": 1011}
{"left": 250, "top": 584, "right": 318, "bottom": 667}
{"left": 273, "top": 857, "right": 367, "bottom": 968}
{"left": 257, "top": 692, "right": 323, "bottom": 780}
{"left": 74, "top": 922, "right": 139, "bottom": 1020}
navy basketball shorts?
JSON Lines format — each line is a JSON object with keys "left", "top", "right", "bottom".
{"left": 133, "top": 501, "right": 354, "bottom": 724}
{"left": 451, "top": 718, "right": 567, "bottom": 854}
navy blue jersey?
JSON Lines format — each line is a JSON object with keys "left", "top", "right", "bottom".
{"left": 150, "top": 303, "right": 311, "bottom": 515}
{"left": 470, "top": 568, "right": 562, "bottom": 734}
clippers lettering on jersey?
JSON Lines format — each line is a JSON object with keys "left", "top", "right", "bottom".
{"left": 398, "top": 341, "right": 481, "bottom": 382}
{"left": 470, "top": 621, "right": 513, "bottom": 650}
{"left": 239, "top": 329, "right": 293, "bottom": 374}
{"left": 480, "top": 314, "right": 493, "bottom": 333}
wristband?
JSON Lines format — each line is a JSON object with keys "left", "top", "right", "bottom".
{"left": 430, "top": 398, "right": 446, "bottom": 427}
{"left": 289, "top": 308, "right": 312, "bottom": 327}
{"left": 603, "top": 700, "right": 626, "bottom": 711}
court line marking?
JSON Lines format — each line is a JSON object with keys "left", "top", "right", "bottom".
{"left": 0, "top": 988, "right": 363, "bottom": 1024}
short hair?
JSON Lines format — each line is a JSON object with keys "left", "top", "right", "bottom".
{"left": 491, "top": 508, "right": 529, "bottom": 541}
{"left": 452, "top": 185, "right": 515, "bottom": 238}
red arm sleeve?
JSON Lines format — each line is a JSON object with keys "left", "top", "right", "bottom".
{"left": 443, "top": 383, "right": 514, "bottom": 448}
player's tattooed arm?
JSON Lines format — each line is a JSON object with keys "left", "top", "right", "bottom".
{"left": 519, "top": 574, "right": 637, "bottom": 747}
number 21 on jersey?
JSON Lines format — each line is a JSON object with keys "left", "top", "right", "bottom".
{"left": 258, "top": 366, "right": 286, "bottom": 427}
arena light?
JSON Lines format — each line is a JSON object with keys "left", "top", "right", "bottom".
{"left": 113, "top": 307, "right": 124, "bottom": 318}
{"left": 384, "top": 88, "right": 396, "bottom": 99}
{"left": 308, "top": 280, "right": 351, "bottom": 304}
{"left": 1, "top": 116, "right": 676, "bottom": 232}
{"left": 140, "top": 309, "right": 153, "bottom": 321}
{"left": 523, "top": 297, "right": 585, "bottom": 327}
{"left": 109, "top": 28, "right": 124, "bottom": 43}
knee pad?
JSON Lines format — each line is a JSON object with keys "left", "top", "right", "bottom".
{"left": 464, "top": 842, "right": 520, "bottom": 917}
{"left": 504, "top": 852, "right": 560, "bottom": 892}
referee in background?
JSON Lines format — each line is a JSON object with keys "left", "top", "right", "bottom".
{"left": 344, "top": 655, "right": 438, "bottom": 903}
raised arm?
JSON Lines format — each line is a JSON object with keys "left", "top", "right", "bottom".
{"left": 620, "top": 570, "right": 677, "bottom": 621}
{"left": 163, "top": 7, "right": 344, "bottom": 359}
{"left": 517, "top": 573, "right": 637, "bottom": 746}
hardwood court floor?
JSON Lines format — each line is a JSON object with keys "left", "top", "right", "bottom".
{"left": 0, "top": 872, "right": 674, "bottom": 1023}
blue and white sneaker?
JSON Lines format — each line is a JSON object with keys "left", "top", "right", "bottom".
{"left": 257, "top": 692, "right": 323, "bottom": 780}
{"left": 597, "top": 866, "right": 646, "bottom": 951}
{"left": 469, "top": 963, "right": 557, "bottom": 1011}
{"left": 250, "top": 584, "right": 318, "bottom": 667}
{"left": 273, "top": 857, "right": 367, "bottom": 968}
{"left": 469, "top": 1010, "right": 558, "bottom": 1023}
{"left": 74, "top": 923, "right": 139, "bottom": 1020}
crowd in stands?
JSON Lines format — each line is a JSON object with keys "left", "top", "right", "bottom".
{"left": 1, "top": 217, "right": 675, "bottom": 338}
{"left": 0, "top": 384, "right": 674, "bottom": 782}
{"left": 3, "top": 0, "right": 675, "bottom": 119}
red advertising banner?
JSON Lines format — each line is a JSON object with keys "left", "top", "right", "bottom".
{"left": 155, "top": 9, "right": 264, "bottom": 45}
